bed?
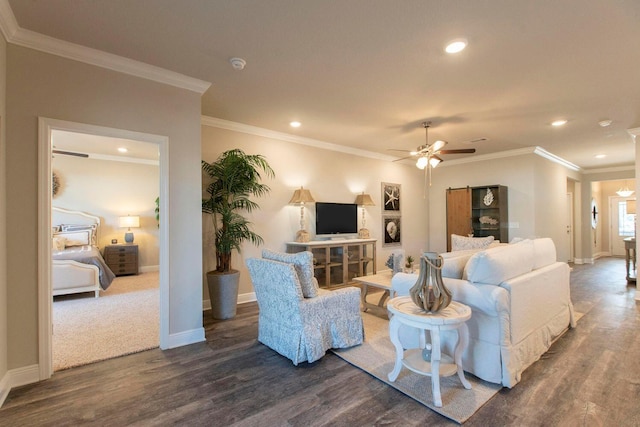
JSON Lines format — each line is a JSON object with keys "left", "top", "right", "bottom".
{"left": 52, "top": 207, "right": 116, "bottom": 298}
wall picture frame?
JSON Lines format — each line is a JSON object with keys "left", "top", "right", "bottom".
{"left": 383, "top": 215, "right": 401, "bottom": 246}
{"left": 382, "top": 182, "right": 401, "bottom": 212}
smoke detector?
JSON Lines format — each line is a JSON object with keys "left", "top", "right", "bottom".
{"left": 229, "top": 57, "right": 246, "bottom": 70}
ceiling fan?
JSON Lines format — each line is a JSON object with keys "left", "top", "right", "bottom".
{"left": 52, "top": 149, "right": 89, "bottom": 158}
{"left": 391, "top": 121, "right": 476, "bottom": 168}
{"left": 390, "top": 121, "right": 476, "bottom": 190}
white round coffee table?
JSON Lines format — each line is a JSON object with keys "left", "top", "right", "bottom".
{"left": 387, "top": 296, "right": 472, "bottom": 407}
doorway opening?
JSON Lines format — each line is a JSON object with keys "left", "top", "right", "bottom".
{"left": 38, "top": 118, "right": 170, "bottom": 379}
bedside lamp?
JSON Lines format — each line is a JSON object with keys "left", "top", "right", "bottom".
{"left": 119, "top": 215, "right": 140, "bottom": 243}
{"left": 289, "top": 186, "right": 315, "bottom": 242}
{"left": 355, "top": 192, "right": 375, "bottom": 238}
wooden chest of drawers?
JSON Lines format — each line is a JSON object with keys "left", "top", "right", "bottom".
{"left": 104, "top": 244, "right": 139, "bottom": 276}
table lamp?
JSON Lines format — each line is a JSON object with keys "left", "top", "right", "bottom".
{"left": 289, "top": 186, "right": 315, "bottom": 242}
{"left": 354, "top": 192, "right": 375, "bottom": 238}
{"left": 119, "top": 215, "right": 140, "bottom": 243}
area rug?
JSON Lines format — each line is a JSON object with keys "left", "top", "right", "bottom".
{"left": 332, "top": 312, "right": 501, "bottom": 424}
{"left": 53, "top": 272, "right": 160, "bottom": 371}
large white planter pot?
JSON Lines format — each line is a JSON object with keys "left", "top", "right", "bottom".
{"left": 207, "top": 270, "right": 240, "bottom": 320}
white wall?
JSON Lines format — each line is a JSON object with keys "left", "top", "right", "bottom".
{"left": 427, "top": 152, "right": 579, "bottom": 257}
{"left": 201, "top": 124, "right": 429, "bottom": 297}
{"left": 52, "top": 155, "right": 160, "bottom": 268}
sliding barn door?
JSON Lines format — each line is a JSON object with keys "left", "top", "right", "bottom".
{"left": 446, "top": 187, "right": 472, "bottom": 252}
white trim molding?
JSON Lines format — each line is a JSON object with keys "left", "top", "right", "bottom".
{"left": 0, "top": 364, "right": 40, "bottom": 407}
{"left": 201, "top": 291, "right": 256, "bottom": 312}
{"left": 201, "top": 116, "right": 397, "bottom": 162}
{"left": 166, "top": 328, "right": 205, "bottom": 349}
{"left": 0, "top": 0, "right": 210, "bottom": 94}
{"left": 202, "top": 116, "right": 582, "bottom": 172}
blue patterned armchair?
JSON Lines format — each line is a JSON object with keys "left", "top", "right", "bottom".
{"left": 246, "top": 250, "right": 364, "bottom": 365}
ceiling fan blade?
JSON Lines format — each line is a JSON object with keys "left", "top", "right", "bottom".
{"left": 387, "top": 148, "right": 412, "bottom": 153}
{"left": 431, "top": 140, "right": 447, "bottom": 152}
{"left": 439, "top": 148, "right": 476, "bottom": 154}
{"left": 53, "top": 149, "right": 89, "bottom": 158}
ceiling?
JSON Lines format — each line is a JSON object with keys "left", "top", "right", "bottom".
{"left": 8, "top": 0, "right": 640, "bottom": 169}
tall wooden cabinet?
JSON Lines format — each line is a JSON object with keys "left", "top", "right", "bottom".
{"left": 446, "top": 185, "right": 508, "bottom": 251}
{"left": 286, "top": 239, "right": 376, "bottom": 288}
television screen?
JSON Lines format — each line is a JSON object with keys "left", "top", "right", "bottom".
{"left": 315, "top": 202, "right": 358, "bottom": 235}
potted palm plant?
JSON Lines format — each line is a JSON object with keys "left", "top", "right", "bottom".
{"left": 202, "top": 149, "right": 274, "bottom": 319}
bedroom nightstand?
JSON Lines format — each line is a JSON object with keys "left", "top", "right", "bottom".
{"left": 104, "top": 244, "right": 139, "bottom": 276}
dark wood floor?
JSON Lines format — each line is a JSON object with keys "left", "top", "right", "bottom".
{"left": 2, "top": 257, "right": 639, "bottom": 426}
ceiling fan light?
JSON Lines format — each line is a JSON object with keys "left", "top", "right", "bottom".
{"left": 416, "top": 156, "right": 429, "bottom": 169}
{"left": 429, "top": 155, "right": 442, "bottom": 168}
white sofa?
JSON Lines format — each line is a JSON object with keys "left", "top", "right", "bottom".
{"left": 391, "top": 238, "right": 575, "bottom": 388}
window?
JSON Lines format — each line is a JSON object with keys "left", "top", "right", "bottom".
{"left": 618, "top": 201, "right": 635, "bottom": 237}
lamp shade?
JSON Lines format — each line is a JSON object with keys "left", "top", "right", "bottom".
{"left": 119, "top": 215, "right": 140, "bottom": 228}
{"left": 289, "top": 186, "right": 315, "bottom": 204}
{"left": 627, "top": 199, "right": 636, "bottom": 215}
{"left": 354, "top": 192, "right": 375, "bottom": 206}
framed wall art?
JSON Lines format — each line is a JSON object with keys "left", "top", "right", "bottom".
{"left": 382, "top": 182, "right": 401, "bottom": 212}
{"left": 383, "top": 215, "right": 401, "bottom": 246}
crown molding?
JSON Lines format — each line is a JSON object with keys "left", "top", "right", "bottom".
{"left": 201, "top": 115, "right": 397, "bottom": 162}
{"left": 202, "top": 116, "right": 584, "bottom": 171}
{"left": 0, "top": 0, "right": 211, "bottom": 94}
{"left": 439, "top": 146, "right": 581, "bottom": 172}
{"left": 581, "top": 165, "right": 635, "bottom": 175}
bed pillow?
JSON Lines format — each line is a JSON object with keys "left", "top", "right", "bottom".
{"left": 60, "top": 224, "right": 98, "bottom": 246}
{"left": 55, "top": 230, "right": 90, "bottom": 247}
{"left": 262, "top": 249, "right": 319, "bottom": 298}
{"left": 451, "top": 234, "right": 495, "bottom": 251}
{"left": 52, "top": 236, "right": 66, "bottom": 251}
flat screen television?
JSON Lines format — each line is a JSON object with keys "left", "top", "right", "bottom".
{"left": 315, "top": 202, "right": 358, "bottom": 236}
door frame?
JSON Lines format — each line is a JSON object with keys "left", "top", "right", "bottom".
{"left": 37, "top": 117, "right": 170, "bottom": 379}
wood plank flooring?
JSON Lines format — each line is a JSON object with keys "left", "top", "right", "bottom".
{"left": 2, "top": 257, "right": 640, "bottom": 426}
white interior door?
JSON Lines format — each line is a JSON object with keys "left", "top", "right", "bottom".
{"left": 566, "top": 193, "right": 574, "bottom": 262}
{"left": 610, "top": 196, "right": 635, "bottom": 256}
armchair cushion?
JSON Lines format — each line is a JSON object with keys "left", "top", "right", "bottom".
{"left": 262, "top": 249, "right": 319, "bottom": 298}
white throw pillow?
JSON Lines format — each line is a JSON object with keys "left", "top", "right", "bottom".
{"left": 440, "top": 249, "right": 480, "bottom": 279}
{"left": 451, "top": 234, "right": 495, "bottom": 251}
{"left": 54, "top": 230, "right": 90, "bottom": 247}
{"left": 52, "top": 236, "right": 66, "bottom": 251}
{"left": 262, "top": 249, "right": 319, "bottom": 298}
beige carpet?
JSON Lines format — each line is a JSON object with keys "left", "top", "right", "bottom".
{"left": 53, "top": 272, "right": 160, "bottom": 371}
{"left": 332, "top": 312, "right": 502, "bottom": 424}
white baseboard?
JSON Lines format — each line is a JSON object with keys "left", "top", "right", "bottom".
{"left": 574, "top": 258, "right": 595, "bottom": 265}
{"left": 0, "top": 371, "right": 9, "bottom": 408}
{"left": 162, "top": 327, "right": 205, "bottom": 350}
{"left": 0, "top": 364, "right": 40, "bottom": 408}
{"left": 238, "top": 291, "right": 256, "bottom": 305}
{"left": 140, "top": 265, "right": 159, "bottom": 273}
{"left": 201, "top": 291, "right": 257, "bottom": 312}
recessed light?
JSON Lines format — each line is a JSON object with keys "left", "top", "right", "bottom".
{"left": 598, "top": 119, "right": 612, "bottom": 127}
{"left": 290, "top": 121, "right": 301, "bottom": 128}
{"left": 118, "top": 147, "right": 128, "bottom": 153}
{"left": 551, "top": 119, "right": 567, "bottom": 127}
{"left": 594, "top": 154, "right": 607, "bottom": 159}
{"left": 445, "top": 38, "right": 467, "bottom": 54}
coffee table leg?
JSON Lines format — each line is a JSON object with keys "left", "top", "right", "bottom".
{"left": 431, "top": 327, "right": 443, "bottom": 407}
{"left": 361, "top": 284, "right": 368, "bottom": 312}
{"left": 388, "top": 315, "right": 403, "bottom": 382}
{"left": 455, "top": 323, "right": 472, "bottom": 390}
